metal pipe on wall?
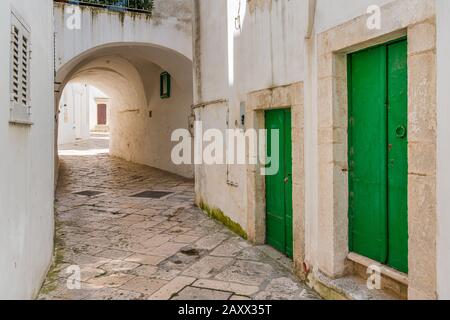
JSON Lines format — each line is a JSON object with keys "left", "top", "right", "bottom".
{"left": 305, "top": 0, "right": 317, "bottom": 39}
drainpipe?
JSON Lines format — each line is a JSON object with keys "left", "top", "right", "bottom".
{"left": 305, "top": 0, "right": 317, "bottom": 39}
{"left": 192, "top": 0, "right": 202, "bottom": 105}
{"left": 303, "top": 0, "right": 317, "bottom": 274}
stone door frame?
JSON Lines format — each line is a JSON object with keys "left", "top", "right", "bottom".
{"left": 246, "top": 82, "right": 305, "bottom": 274}
{"left": 316, "top": 0, "right": 437, "bottom": 299}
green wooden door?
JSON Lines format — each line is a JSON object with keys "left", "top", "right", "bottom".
{"left": 265, "top": 109, "right": 293, "bottom": 258}
{"left": 348, "top": 44, "right": 389, "bottom": 264}
{"left": 387, "top": 40, "right": 408, "bottom": 272}
{"left": 348, "top": 39, "right": 408, "bottom": 273}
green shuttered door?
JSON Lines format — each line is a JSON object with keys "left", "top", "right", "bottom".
{"left": 348, "top": 39, "right": 408, "bottom": 273}
{"left": 265, "top": 109, "right": 293, "bottom": 258}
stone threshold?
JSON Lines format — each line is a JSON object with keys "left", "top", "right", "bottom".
{"left": 252, "top": 246, "right": 406, "bottom": 300}
{"left": 347, "top": 253, "right": 408, "bottom": 286}
{"left": 307, "top": 270, "right": 402, "bottom": 300}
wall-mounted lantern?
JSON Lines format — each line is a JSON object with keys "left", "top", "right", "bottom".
{"left": 160, "top": 71, "right": 171, "bottom": 99}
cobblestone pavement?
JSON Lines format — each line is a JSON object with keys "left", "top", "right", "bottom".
{"left": 38, "top": 135, "right": 319, "bottom": 300}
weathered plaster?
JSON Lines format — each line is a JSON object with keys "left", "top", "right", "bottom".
{"left": 193, "top": 0, "right": 308, "bottom": 254}
{"left": 247, "top": 0, "right": 273, "bottom": 14}
{"left": 53, "top": 1, "right": 192, "bottom": 71}
{"left": 151, "top": 0, "right": 192, "bottom": 34}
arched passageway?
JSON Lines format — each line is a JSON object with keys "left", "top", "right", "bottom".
{"left": 55, "top": 43, "right": 194, "bottom": 178}
{"left": 53, "top": 1, "right": 195, "bottom": 178}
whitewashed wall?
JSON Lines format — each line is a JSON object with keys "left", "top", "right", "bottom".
{"left": 0, "top": 0, "right": 54, "bottom": 299}
{"left": 58, "top": 83, "right": 109, "bottom": 145}
{"left": 53, "top": 0, "right": 194, "bottom": 102}
{"left": 195, "top": 0, "right": 448, "bottom": 297}
{"left": 195, "top": 0, "right": 309, "bottom": 230}
{"left": 58, "top": 83, "right": 90, "bottom": 145}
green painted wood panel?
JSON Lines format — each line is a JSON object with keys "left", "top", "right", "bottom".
{"left": 348, "top": 39, "right": 408, "bottom": 273}
{"left": 284, "top": 110, "right": 293, "bottom": 258}
{"left": 266, "top": 110, "right": 285, "bottom": 254}
{"left": 265, "top": 109, "right": 293, "bottom": 258}
{"left": 387, "top": 40, "right": 408, "bottom": 273}
{"left": 348, "top": 45, "right": 389, "bottom": 263}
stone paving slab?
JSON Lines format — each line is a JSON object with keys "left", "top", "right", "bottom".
{"left": 38, "top": 136, "right": 320, "bottom": 300}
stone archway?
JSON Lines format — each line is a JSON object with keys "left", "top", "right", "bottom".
{"left": 55, "top": 43, "right": 194, "bottom": 179}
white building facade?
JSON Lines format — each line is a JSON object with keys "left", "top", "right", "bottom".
{"left": 58, "top": 83, "right": 109, "bottom": 145}
{"left": 193, "top": 0, "right": 450, "bottom": 300}
{"left": 0, "top": 0, "right": 55, "bottom": 299}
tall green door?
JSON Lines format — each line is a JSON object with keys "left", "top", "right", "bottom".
{"left": 386, "top": 40, "right": 408, "bottom": 272}
{"left": 348, "top": 39, "right": 408, "bottom": 273}
{"left": 265, "top": 109, "right": 293, "bottom": 258}
{"left": 348, "top": 44, "right": 389, "bottom": 264}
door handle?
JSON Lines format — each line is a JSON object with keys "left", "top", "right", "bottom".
{"left": 395, "top": 125, "right": 407, "bottom": 139}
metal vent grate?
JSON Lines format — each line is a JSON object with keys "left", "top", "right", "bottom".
{"left": 131, "top": 191, "right": 173, "bottom": 199}
{"left": 73, "top": 190, "right": 104, "bottom": 197}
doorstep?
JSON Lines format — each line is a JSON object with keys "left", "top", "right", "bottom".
{"left": 256, "top": 245, "right": 404, "bottom": 300}
{"left": 307, "top": 270, "right": 402, "bottom": 300}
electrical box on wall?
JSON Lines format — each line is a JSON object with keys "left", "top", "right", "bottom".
{"left": 160, "top": 71, "right": 171, "bottom": 99}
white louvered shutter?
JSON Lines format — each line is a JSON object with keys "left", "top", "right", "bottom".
{"left": 10, "top": 12, "right": 31, "bottom": 122}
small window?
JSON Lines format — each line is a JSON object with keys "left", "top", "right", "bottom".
{"left": 9, "top": 10, "right": 31, "bottom": 124}
{"left": 160, "top": 71, "right": 171, "bottom": 99}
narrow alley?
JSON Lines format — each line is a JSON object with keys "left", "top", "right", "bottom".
{"left": 3, "top": 0, "right": 449, "bottom": 302}
{"left": 38, "top": 135, "right": 319, "bottom": 300}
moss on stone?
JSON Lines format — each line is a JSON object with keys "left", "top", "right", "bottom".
{"left": 198, "top": 200, "right": 248, "bottom": 240}
{"left": 38, "top": 212, "right": 65, "bottom": 296}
